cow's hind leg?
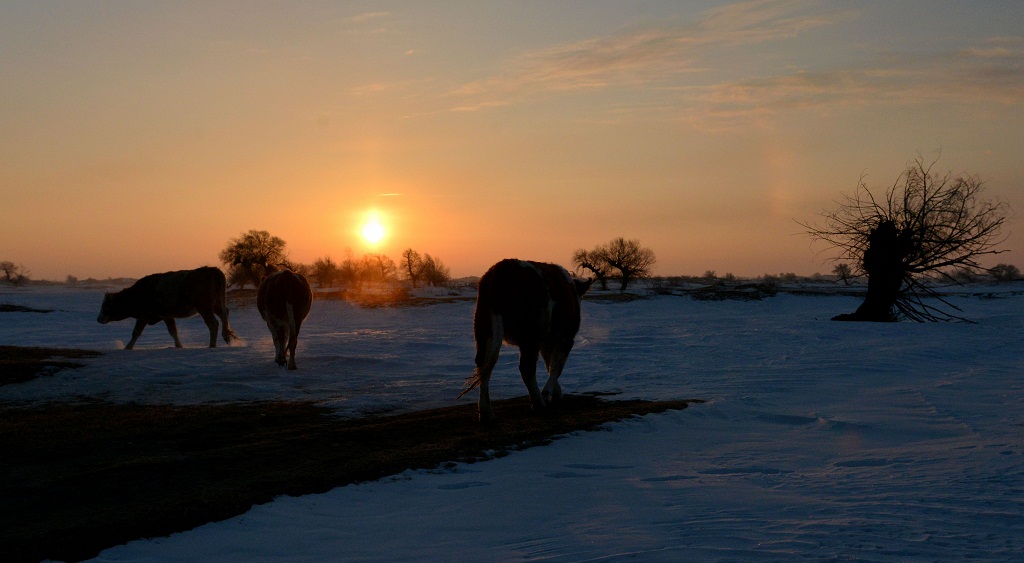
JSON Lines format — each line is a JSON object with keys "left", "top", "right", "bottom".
{"left": 519, "top": 344, "right": 547, "bottom": 412}
{"left": 475, "top": 346, "right": 500, "bottom": 424}
{"left": 540, "top": 344, "right": 571, "bottom": 406}
{"left": 285, "top": 302, "right": 299, "bottom": 370}
{"left": 163, "top": 318, "right": 184, "bottom": 348}
{"left": 474, "top": 312, "right": 503, "bottom": 423}
{"left": 200, "top": 311, "right": 219, "bottom": 348}
{"left": 286, "top": 327, "right": 299, "bottom": 370}
{"left": 286, "top": 339, "right": 298, "bottom": 369}
{"left": 271, "top": 323, "right": 287, "bottom": 367}
{"left": 218, "top": 304, "right": 237, "bottom": 344}
{"left": 477, "top": 363, "right": 495, "bottom": 423}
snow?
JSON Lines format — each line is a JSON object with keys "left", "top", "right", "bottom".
{"left": 2, "top": 283, "right": 1022, "bottom": 561}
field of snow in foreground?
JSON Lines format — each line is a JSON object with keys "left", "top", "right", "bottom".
{"left": 2, "top": 284, "right": 1022, "bottom": 561}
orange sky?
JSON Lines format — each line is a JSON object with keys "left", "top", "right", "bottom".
{"left": 2, "top": 1, "right": 1022, "bottom": 280}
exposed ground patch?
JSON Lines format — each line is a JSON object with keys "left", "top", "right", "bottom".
{"left": 0, "top": 347, "right": 698, "bottom": 563}
{"left": 0, "top": 346, "right": 101, "bottom": 386}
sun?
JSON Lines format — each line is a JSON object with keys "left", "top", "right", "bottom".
{"left": 361, "top": 218, "right": 386, "bottom": 245}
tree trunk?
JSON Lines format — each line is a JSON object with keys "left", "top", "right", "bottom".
{"left": 833, "top": 221, "right": 909, "bottom": 322}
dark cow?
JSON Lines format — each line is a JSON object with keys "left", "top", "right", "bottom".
{"left": 463, "top": 259, "right": 593, "bottom": 423}
{"left": 97, "top": 266, "right": 237, "bottom": 350}
{"left": 257, "top": 269, "right": 313, "bottom": 370}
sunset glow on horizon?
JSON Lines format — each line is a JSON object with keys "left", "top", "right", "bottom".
{"left": 2, "top": 2, "right": 1021, "bottom": 281}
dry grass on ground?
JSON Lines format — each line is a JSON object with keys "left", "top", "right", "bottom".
{"left": 0, "top": 347, "right": 697, "bottom": 563}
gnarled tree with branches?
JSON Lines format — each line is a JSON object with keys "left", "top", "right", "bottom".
{"left": 803, "top": 156, "right": 1009, "bottom": 322}
{"left": 219, "top": 230, "right": 288, "bottom": 288}
{"left": 571, "top": 248, "right": 611, "bottom": 290}
{"left": 574, "top": 238, "right": 656, "bottom": 292}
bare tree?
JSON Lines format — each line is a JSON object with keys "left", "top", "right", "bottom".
{"left": 400, "top": 248, "right": 423, "bottom": 288}
{"left": 803, "top": 156, "right": 1009, "bottom": 322}
{"left": 311, "top": 256, "right": 341, "bottom": 288}
{"left": 420, "top": 253, "right": 451, "bottom": 286}
{"left": 595, "top": 237, "right": 656, "bottom": 291}
{"left": 571, "top": 248, "right": 611, "bottom": 290}
{"left": 335, "top": 250, "right": 360, "bottom": 287}
{"left": 832, "top": 263, "right": 854, "bottom": 286}
{"left": 0, "top": 261, "right": 29, "bottom": 286}
{"left": 219, "top": 230, "right": 288, "bottom": 288}
{"left": 989, "top": 263, "right": 1021, "bottom": 282}
{"left": 359, "top": 254, "right": 397, "bottom": 284}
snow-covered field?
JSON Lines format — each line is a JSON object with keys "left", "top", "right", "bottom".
{"left": 2, "top": 283, "right": 1022, "bottom": 561}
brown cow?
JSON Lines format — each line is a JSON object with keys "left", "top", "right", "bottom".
{"left": 97, "top": 266, "right": 237, "bottom": 350}
{"left": 257, "top": 269, "right": 313, "bottom": 370}
{"left": 462, "top": 259, "right": 593, "bottom": 423}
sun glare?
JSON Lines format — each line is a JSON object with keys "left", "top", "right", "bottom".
{"left": 361, "top": 218, "right": 386, "bottom": 245}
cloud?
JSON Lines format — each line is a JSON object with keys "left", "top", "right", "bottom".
{"left": 448, "top": 0, "right": 845, "bottom": 109}
{"left": 349, "top": 78, "right": 435, "bottom": 97}
{"left": 698, "top": 0, "right": 850, "bottom": 45}
{"left": 344, "top": 12, "right": 389, "bottom": 24}
{"left": 702, "top": 36, "right": 1024, "bottom": 119}
{"left": 449, "top": 100, "right": 511, "bottom": 113}
{"left": 341, "top": 11, "right": 392, "bottom": 35}
{"left": 442, "top": 2, "right": 1020, "bottom": 123}
{"left": 450, "top": 30, "right": 699, "bottom": 100}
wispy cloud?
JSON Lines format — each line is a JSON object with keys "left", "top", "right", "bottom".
{"left": 448, "top": 0, "right": 846, "bottom": 110}
{"left": 494, "top": 30, "right": 700, "bottom": 91}
{"left": 703, "top": 36, "right": 1024, "bottom": 120}
{"left": 341, "top": 11, "right": 392, "bottom": 35}
{"left": 448, "top": 100, "right": 511, "bottom": 113}
{"left": 344, "top": 12, "right": 389, "bottom": 24}
{"left": 698, "top": 0, "right": 848, "bottom": 45}
{"left": 444, "top": 0, "right": 1022, "bottom": 125}
{"left": 349, "top": 78, "right": 435, "bottom": 97}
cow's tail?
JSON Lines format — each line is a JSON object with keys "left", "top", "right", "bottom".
{"left": 286, "top": 302, "right": 297, "bottom": 338}
{"left": 459, "top": 299, "right": 501, "bottom": 399}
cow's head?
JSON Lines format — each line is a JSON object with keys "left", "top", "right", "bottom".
{"left": 574, "top": 278, "right": 594, "bottom": 300}
{"left": 97, "top": 292, "right": 127, "bottom": 324}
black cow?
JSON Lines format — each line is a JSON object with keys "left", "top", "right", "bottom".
{"left": 257, "top": 269, "right": 313, "bottom": 370}
{"left": 463, "top": 259, "right": 593, "bottom": 423}
{"left": 97, "top": 266, "right": 237, "bottom": 349}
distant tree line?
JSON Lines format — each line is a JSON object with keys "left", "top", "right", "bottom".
{"left": 216, "top": 229, "right": 452, "bottom": 290}
{"left": 399, "top": 248, "right": 451, "bottom": 288}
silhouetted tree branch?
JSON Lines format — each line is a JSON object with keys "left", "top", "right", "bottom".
{"left": 803, "top": 156, "right": 1009, "bottom": 322}
{"left": 572, "top": 249, "right": 611, "bottom": 290}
